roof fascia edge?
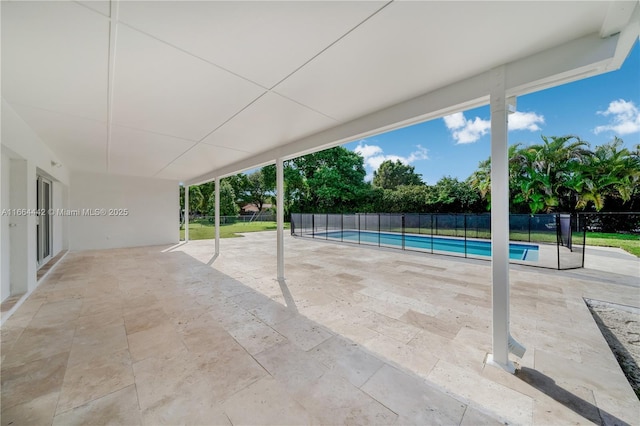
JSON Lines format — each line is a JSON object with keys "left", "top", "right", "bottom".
{"left": 186, "top": 31, "right": 626, "bottom": 186}
{"left": 506, "top": 32, "right": 622, "bottom": 97}
{"left": 607, "top": 2, "right": 640, "bottom": 71}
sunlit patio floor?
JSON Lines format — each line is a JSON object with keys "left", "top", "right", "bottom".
{"left": 1, "top": 232, "right": 638, "bottom": 425}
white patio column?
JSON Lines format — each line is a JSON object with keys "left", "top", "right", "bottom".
{"left": 215, "top": 177, "right": 220, "bottom": 255}
{"left": 276, "top": 158, "right": 285, "bottom": 280}
{"left": 487, "top": 66, "right": 525, "bottom": 373}
{"left": 184, "top": 185, "right": 189, "bottom": 242}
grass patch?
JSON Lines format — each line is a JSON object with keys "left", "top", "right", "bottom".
{"left": 583, "top": 232, "right": 640, "bottom": 257}
{"left": 180, "top": 221, "right": 289, "bottom": 240}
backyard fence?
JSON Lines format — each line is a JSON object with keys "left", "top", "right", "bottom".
{"left": 183, "top": 213, "right": 276, "bottom": 227}
{"left": 290, "top": 213, "right": 587, "bottom": 270}
{"left": 577, "top": 212, "right": 640, "bottom": 234}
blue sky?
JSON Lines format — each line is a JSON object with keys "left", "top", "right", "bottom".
{"left": 345, "top": 41, "right": 640, "bottom": 185}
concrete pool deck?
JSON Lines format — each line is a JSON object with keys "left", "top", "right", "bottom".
{"left": 1, "top": 232, "right": 638, "bottom": 425}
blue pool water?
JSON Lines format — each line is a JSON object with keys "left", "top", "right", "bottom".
{"left": 316, "top": 230, "right": 539, "bottom": 261}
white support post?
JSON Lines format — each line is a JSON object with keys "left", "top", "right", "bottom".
{"left": 184, "top": 185, "right": 189, "bottom": 242}
{"left": 215, "top": 177, "right": 220, "bottom": 255}
{"left": 487, "top": 66, "right": 525, "bottom": 373}
{"left": 276, "top": 158, "right": 285, "bottom": 280}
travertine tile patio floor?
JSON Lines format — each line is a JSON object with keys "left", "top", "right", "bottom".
{"left": 1, "top": 232, "right": 638, "bottom": 425}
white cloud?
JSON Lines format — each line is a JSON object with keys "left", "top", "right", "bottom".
{"left": 443, "top": 110, "right": 544, "bottom": 144}
{"left": 443, "top": 112, "right": 466, "bottom": 130}
{"left": 443, "top": 113, "right": 490, "bottom": 144}
{"left": 354, "top": 142, "right": 383, "bottom": 159}
{"left": 509, "top": 111, "right": 544, "bottom": 131}
{"left": 594, "top": 99, "right": 640, "bottom": 135}
{"left": 354, "top": 140, "right": 428, "bottom": 182}
{"left": 407, "top": 145, "right": 429, "bottom": 163}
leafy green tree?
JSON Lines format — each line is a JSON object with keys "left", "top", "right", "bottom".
{"left": 206, "top": 180, "right": 240, "bottom": 217}
{"left": 429, "top": 176, "right": 480, "bottom": 212}
{"left": 188, "top": 185, "right": 205, "bottom": 214}
{"left": 261, "top": 162, "right": 309, "bottom": 218}
{"left": 225, "top": 173, "right": 249, "bottom": 201}
{"left": 467, "top": 144, "right": 524, "bottom": 211}
{"left": 372, "top": 160, "right": 423, "bottom": 189}
{"left": 197, "top": 182, "right": 215, "bottom": 211}
{"left": 292, "top": 147, "right": 368, "bottom": 212}
{"left": 380, "top": 185, "right": 433, "bottom": 213}
{"left": 244, "top": 169, "right": 274, "bottom": 212}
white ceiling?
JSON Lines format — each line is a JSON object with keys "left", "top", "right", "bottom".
{"left": 1, "top": 1, "right": 637, "bottom": 182}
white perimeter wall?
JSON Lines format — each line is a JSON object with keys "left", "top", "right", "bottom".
{"left": 69, "top": 172, "right": 179, "bottom": 251}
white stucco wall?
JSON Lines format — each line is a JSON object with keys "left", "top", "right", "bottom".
{"left": 1, "top": 154, "right": 11, "bottom": 301}
{"left": 1, "top": 100, "right": 70, "bottom": 186}
{"left": 52, "top": 181, "right": 67, "bottom": 254}
{"left": 69, "top": 172, "right": 179, "bottom": 251}
{"left": 1, "top": 100, "right": 71, "bottom": 300}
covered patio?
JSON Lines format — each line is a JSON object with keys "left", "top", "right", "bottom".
{"left": 1, "top": 232, "right": 639, "bottom": 424}
{"left": 2, "top": 1, "right": 639, "bottom": 424}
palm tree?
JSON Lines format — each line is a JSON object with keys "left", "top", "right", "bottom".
{"left": 574, "top": 138, "right": 640, "bottom": 211}
{"left": 469, "top": 135, "right": 639, "bottom": 214}
{"left": 506, "top": 135, "right": 589, "bottom": 213}
{"left": 468, "top": 158, "right": 491, "bottom": 208}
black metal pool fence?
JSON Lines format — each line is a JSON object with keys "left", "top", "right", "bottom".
{"left": 291, "top": 213, "right": 592, "bottom": 270}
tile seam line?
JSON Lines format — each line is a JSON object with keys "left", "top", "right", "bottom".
{"left": 0, "top": 251, "right": 71, "bottom": 326}
{"left": 54, "top": 381, "right": 134, "bottom": 418}
{"left": 52, "top": 322, "right": 79, "bottom": 420}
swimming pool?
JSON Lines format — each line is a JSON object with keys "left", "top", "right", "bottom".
{"left": 315, "top": 230, "right": 539, "bottom": 261}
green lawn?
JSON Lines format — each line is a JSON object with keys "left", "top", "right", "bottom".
{"left": 583, "top": 232, "right": 640, "bottom": 257}
{"left": 180, "top": 221, "right": 289, "bottom": 240}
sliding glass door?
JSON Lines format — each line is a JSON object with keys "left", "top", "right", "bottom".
{"left": 37, "top": 176, "right": 52, "bottom": 266}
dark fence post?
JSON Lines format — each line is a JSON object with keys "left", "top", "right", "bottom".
{"left": 402, "top": 215, "right": 406, "bottom": 250}
{"left": 431, "top": 214, "right": 434, "bottom": 253}
{"left": 358, "top": 214, "right": 361, "bottom": 245}
{"left": 378, "top": 213, "right": 381, "bottom": 247}
{"left": 435, "top": 215, "right": 438, "bottom": 237}
{"left": 556, "top": 213, "right": 561, "bottom": 270}
{"left": 312, "top": 214, "right": 315, "bottom": 239}
{"left": 341, "top": 214, "right": 344, "bottom": 242}
{"left": 326, "top": 213, "right": 329, "bottom": 240}
{"left": 464, "top": 214, "right": 467, "bottom": 258}
{"left": 581, "top": 214, "right": 586, "bottom": 268}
